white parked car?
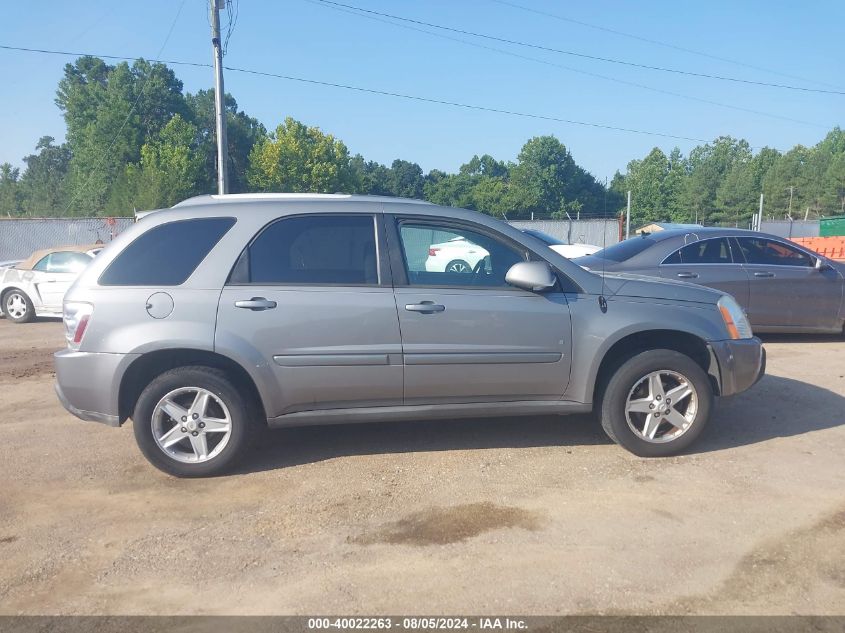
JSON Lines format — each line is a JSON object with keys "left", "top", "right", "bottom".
{"left": 521, "top": 229, "right": 602, "bottom": 258}
{"left": 425, "top": 236, "right": 490, "bottom": 273}
{"left": 0, "top": 244, "right": 101, "bottom": 323}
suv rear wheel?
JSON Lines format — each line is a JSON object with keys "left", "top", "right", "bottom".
{"left": 600, "top": 349, "right": 713, "bottom": 457}
{"left": 132, "top": 366, "right": 256, "bottom": 477}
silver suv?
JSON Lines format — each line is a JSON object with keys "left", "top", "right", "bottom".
{"left": 55, "top": 194, "right": 765, "bottom": 477}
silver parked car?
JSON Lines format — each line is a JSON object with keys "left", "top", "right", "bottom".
{"left": 575, "top": 228, "right": 845, "bottom": 333}
{"left": 55, "top": 194, "right": 764, "bottom": 477}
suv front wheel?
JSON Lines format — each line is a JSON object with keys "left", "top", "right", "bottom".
{"left": 600, "top": 349, "right": 713, "bottom": 457}
{"left": 132, "top": 366, "right": 256, "bottom": 477}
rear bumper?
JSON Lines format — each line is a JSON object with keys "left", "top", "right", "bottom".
{"left": 54, "top": 349, "right": 138, "bottom": 427}
{"left": 708, "top": 337, "right": 766, "bottom": 397}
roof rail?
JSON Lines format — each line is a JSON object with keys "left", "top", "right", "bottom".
{"left": 171, "top": 193, "right": 434, "bottom": 208}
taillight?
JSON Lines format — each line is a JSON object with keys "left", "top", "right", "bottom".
{"left": 428, "top": 247, "right": 440, "bottom": 257}
{"left": 63, "top": 302, "right": 94, "bottom": 350}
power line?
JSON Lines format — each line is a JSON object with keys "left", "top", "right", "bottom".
{"left": 61, "top": 0, "right": 188, "bottom": 214}
{"left": 306, "top": 0, "right": 827, "bottom": 129}
{"left": 0, "top": 43, "right": 713, "bottom": 144}
{"left": 225, "top": 65, "right": 712, "bottom": 143}
{"left": 489, "top": 0, "right": 844, "bottom": 91}
{"left": 311, "top": 0, "right": 845, "bottom": 96}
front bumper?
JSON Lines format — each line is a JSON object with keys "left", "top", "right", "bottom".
{"left": 708, "top": 337, "right": 765, "bottom": 397}
{"left": 54, "top": 349, "right": 138, "bottom": 427}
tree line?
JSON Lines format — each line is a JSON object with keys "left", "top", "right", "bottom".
{"left": 0, "top": 56, "right": 843, "bottom": 227}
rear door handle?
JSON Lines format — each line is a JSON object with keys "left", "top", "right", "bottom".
{"left": 676, "top": 272, "right": 698, "bottom": 279}
{"left": 754, "top": 271, "right": 775, "bottom": 278}
{"left": 405, "top": 301, "right": 445, "bottom": 314}
{"left": 235, "top": 297, "right": 277, "bottom": 311}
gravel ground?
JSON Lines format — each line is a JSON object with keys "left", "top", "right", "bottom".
{"left": 0, "top": 318, "right": 843, "bottom": 615}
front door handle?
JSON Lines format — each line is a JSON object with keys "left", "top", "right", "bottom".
{"left": 676, "top": 272, "right": 699, "bottom": 279}
{"left": 405, "top": 301, "right": 445, "bottom": 314}
{"left": 235, "top": 297, "right": 277, "bottom": 311}
{"left": 754, "top": 271, "right": 775, "bottom": 278}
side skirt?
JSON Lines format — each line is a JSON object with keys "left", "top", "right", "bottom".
{"left": 266, "top": 400, "right": 592, "bottom": 429}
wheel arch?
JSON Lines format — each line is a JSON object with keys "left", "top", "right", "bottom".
{"left": 591, "top": 329, "right": 719, "bottom": 405}
{"left": 118, "top": 348, "right": 267, "bottom": 424}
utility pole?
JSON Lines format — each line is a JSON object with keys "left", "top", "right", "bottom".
{"left": 787, "top": 186, "right": 795, "bottom": 216}
{"left": 210, "top": 0, "right": 229, "bottom": 195}
{"left": 625, "top": 190, "right": 631, "bottom": 239}
{"left": 756, "top": 193, "right": 764, "bottom": 231}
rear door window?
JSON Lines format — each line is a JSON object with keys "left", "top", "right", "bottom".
{"left": 99, "top": 217, "right": 235, "bottom": 286}
{"left": 662, "top": 238, "right": 733, "bottom": 264}
{"left": 234, "top": 214, "right": 379, "bottom": 285}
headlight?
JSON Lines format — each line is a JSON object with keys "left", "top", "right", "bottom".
{"left": 717, "top": 295, "right": 753, "bottom": 340}
{"left": 63, "top": 301, "right": 93, "bottom": 350}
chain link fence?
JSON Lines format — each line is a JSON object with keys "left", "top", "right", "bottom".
{"left": 0, "top": 217, "right": 134, "bottom": 261}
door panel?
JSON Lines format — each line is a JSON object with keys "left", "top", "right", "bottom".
{"left": 218, "top": 286, "right": 403, "bottom": 415}
{"left": 216, "top": 212, "right": 403, "bottom": 416}
{"left": 658, "top": 265, "right": 750, "bottom": 307}
{"left": 658, "top": 237, "right": 750, "bottom": 307}
{"left": 394, "top": 287, "right": 571, "bottom": 402}
{"left": 735, "top": 236, "right": 843, "bottom": 329}
{"left": 741, "top": 266, "right": 842, "bottom": 329}
{"left": 389, "top": 217, "right": 571, "bottom": 404}
{"left": 35, "top": 272, "right": 76, "bottom": 309}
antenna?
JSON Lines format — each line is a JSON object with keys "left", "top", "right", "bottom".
{"left": 599, "top": 178, "right": 608, "bottom": 313}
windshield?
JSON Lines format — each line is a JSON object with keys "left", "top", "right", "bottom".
{"left": 592, "top": 235, "right": 655, "bottom": 262}
{"left": 522, "top": 229, "right": 566, "bottom": 246}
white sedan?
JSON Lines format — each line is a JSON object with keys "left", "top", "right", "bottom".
{"left": 425, "top": 236, "right": 490, "bottom": 273}
{"left": 0, "top": 244, "right": 100, "bottom": 323}
{"left": 521, "top": 229, "right": 602, "bottom": 258}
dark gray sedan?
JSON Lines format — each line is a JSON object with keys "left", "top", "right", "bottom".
{"left": 575, "top": 227, "right": 845, "bottom": 334}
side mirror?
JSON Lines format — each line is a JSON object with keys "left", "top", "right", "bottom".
{"left": 505, "top": 261, "right": 556, "bottom": 292}
{"left": 815, "top": 257, "right": 833, "bottom": 272}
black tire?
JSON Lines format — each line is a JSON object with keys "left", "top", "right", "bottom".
{"left": 445, "top": 259, "right": 472, "bottom": 274}
{"left": 132, "top": 366, "right": 258, "bottom": 477}
{"left": 3, "top": 289, "right": 36, "bottom": 324}
{"left": 599, "top": 349, "right": 713, "bottom": 457}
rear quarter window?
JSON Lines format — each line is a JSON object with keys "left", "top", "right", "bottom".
{"left": 592, "top": 236, "right": 655, "bottom": 262}
{"left": 99, "top": 217, "right": 235, "bottom": 286}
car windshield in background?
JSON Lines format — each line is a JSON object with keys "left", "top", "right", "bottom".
{"left": 592, "top": 236, "right": 656, "bottom": 262}
{"left": 522, "top": 229, "right": 565, "bottom": 246}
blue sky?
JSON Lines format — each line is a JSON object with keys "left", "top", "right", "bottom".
{"left": 1, "top": 0, "right": 843, "bottom": 181}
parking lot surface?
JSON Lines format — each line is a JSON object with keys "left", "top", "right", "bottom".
{"left": 0, "top": 318, "right": 843, "bottom": 615}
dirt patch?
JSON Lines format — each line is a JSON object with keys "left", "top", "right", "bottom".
{"left": 671, "top": 505, "right": 845, "bottom": 613}
{"left": 0, "top": 535, "right": 18, "bottom": 544}
{"left": 0, "top": 347, "right": 56, "bottom": 381}
{"left": 353, "top": 502, "right": 542, "bottom": 546}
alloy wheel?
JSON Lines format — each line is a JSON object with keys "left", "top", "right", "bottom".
{"left": 625, "top": 370, "right": 699, "bottom": 443}
{"left": 151, "top": 387, "right": 233, "bottom": 463}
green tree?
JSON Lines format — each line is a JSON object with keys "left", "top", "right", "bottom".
{"left": 0, "top": 163, "right": 21, "bottom": 215}
{"left": 349, "top": 155, "right": 392, "bottom": 195}
{"left": 247, "top": 117, "right": 354, "bottom": 193}
{"left": 114, "top": 114, "right": 205, "bottom": 211}
{"left": 623, "top": 148, "right": 670, "bottom": 226}
{"left": 716, "top": 147, "right": 780, "bottom": 225}
{"left": 18, "top": 136, "right": 72, "bottom": 216}
{"left": 682, "top": 136, "right": 752, "bottom": 224}
{"left": 387, "top": 159, "right": 425, "bottom": 199}
{"left": 507, "top": 136, "right": 606, "bottom": 219}
{"left": 185, "top": 90, "right": 265, "bottom": 194}
{"left": 56, "top": 56, "right": 188, "bottom": 214}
